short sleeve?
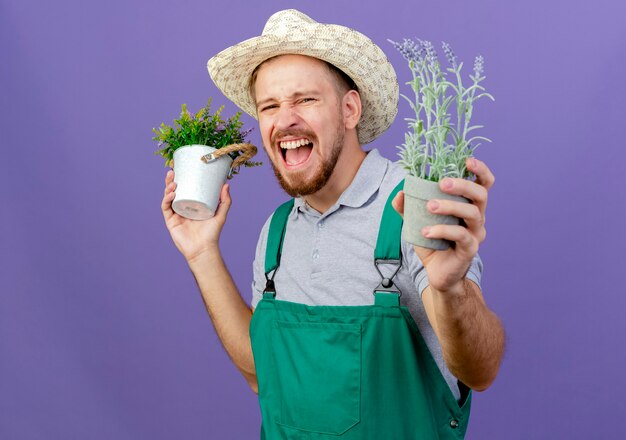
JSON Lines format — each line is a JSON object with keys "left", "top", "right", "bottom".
{"left": 251, "top": 214, "right": 273, "bottom": 309}
{"left": 404, "top": 239, "right": 484, "bottom": 296}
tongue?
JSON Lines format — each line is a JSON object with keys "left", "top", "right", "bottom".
{"left": 285, "top": 144, "right": 313, "bottom": 165}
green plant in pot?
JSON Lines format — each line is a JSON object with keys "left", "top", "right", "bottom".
{"left": 152, "top": 99, "right": 261, "bottom": 220}
{"left": 389, "top": 38, "right": 494, "bottom": 250}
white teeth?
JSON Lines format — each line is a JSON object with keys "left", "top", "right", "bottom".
{"left": 280, "top": 139, "right": 310, "bottom": 149}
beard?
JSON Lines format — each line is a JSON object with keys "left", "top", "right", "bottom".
{"left": 268, "top": 125, "right": 344, "bottom": 198}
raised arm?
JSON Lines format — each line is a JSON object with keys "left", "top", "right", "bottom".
{"left": 421, "top": 280, "right": 503, "bottom": 391}
{"left": 393, "top": 158, "right": 505, "bottom": 391}
{"left": 162, "top": 170, "right": 257, "bottom": 392}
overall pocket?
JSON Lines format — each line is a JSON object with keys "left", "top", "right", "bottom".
{"left": 272, "top": 320, "right": 362, "bottom": 435}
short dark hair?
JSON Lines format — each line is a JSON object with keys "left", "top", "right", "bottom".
{"left": 249, "top": 56, "right": 359, "bottom": 102}
{"left": 324, "top": 62, "right": 358, "bottom": 95}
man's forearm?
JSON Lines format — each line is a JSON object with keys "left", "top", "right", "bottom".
{"left": 187, "top": 246, "right": 257, "bottom": 392}
{"left": 426, "top": 279, "right": 505, "bottom": 391}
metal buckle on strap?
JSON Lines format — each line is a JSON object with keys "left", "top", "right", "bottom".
{"left": 373, "top": 259, "right": 402, "bottom": 297}
{"left": 264, "top": 279, "right": 276, "bottom": 294}
{"left": 264, "top": 270, "right": 277, "bottom": 294}
{"left": 200, "top": 153, "right": 216, "bottom": 163}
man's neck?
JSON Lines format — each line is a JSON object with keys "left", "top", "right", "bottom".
{"left": 303, "top": 145, "right": 367, "bottom": 214}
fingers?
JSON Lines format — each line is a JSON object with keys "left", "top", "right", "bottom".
{"left": 426, "top": 198, "right": 486, "bottom": 242}
{"left": 161, "top": 170, "right": 177, "bottom": 221}
{"left": 436, "top": 159, "right": 494, "bottom": 211}
{"left": 467, "top": 157, "right": 495, "bottom": 190}
{"left": 425, "top": 159, "right": 494, "bottom": 246}
{"left": 164, "top": 170, "right": 175, "bottom": 195}
{"left": 165, "top": 169, "right": 174, "bottom": 184}
{"left": 438, "top": 177, "right": 488, "bottom": 211}
{"left": 391, "top": 191, "right": 405, "bottom": 217}
{"left": 213, "top": 183, "right": 232, "bottom": 223}
{"left": 422, "top": 224, "right": 479, "bottom": 259}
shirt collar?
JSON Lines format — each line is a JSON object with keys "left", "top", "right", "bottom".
{"left": 292, "top": 148, "right": 388, "bottom": 214}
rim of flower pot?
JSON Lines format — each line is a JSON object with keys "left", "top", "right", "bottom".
{"left": 403, "top": 174, "right": 469, "bottom": 203}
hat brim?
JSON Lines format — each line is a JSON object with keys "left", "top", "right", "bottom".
{"left": 207, "top": 22, "right": 398, "bottom": 144}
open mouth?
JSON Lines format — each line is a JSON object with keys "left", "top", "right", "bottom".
{"left": 279, "top": 138, "right": 314, "bottom": 167}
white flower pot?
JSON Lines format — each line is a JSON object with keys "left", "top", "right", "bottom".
{"left": 402, "top": 175, "right": 469, "bottom": 250}
{"left": 172, "top": 145, "right": 233, "bottom": 220}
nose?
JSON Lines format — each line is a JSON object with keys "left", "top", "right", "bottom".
{"left": 274, "top": 104, "right": 300, "bottom": 131}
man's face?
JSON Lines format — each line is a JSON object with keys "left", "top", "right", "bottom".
{"left": 253, "top": 55, "right": 346, "bottom": 197}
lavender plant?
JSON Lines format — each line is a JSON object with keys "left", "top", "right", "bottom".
{"left": 152, "top": 99, "right": 261, "bottom": 173}
{"left": 389, "top": 38, "right": 494, "bottom": 181}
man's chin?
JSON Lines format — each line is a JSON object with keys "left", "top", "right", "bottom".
{"left": 274, "top": 169, "right": 322, "bottom": 198}
{"left": 270, "top": 138, "right": 342, "bottom": 198}
{"left": 277, "top": 177, "right": 315, "bottom": 198}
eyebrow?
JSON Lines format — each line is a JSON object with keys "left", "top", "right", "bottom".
{"left": 255, "top": 91, "right": 320, "bottom": 109}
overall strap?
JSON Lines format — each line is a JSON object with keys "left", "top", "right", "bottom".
{"left": 263, "top": 199, "right": 295, "bottom": 298}
{"left": 373, "top": 179, "right": 404, "bottom": 307}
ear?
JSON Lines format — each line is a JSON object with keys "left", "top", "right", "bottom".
{"left": 342, "top": 90, "right": 362, "bottom": 130}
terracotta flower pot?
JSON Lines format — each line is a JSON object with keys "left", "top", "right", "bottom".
{"left": 172, "top": 145, "right": 233, "bottom": 220}
{"left": 402, "top": 175, "right": 469, "bottom": 250}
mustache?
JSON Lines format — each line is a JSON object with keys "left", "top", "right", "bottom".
{"left": 271, "top": 129, "right": 317, "bottom": 146}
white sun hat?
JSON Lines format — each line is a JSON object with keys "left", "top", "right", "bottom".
{"left": 207, "top": 9, "right": 398, "bottom": 145}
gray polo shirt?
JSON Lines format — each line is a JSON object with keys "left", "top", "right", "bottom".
{"left": 251, "top": 148, "right": 483, "bottom": 400}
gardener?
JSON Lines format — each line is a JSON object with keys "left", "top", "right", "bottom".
{"left": 161, "top": 9, "right": 505, "bottom": 439}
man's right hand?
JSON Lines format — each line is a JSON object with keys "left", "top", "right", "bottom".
{"left": 162, "top": 170, "right": 256, "bottom": 391}
{"left": 161, "top": 169, "right": 232, "bottom": 262}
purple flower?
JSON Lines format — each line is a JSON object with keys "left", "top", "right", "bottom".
{"left": 473, "top": 55, "right": 484, "bottom": 77}
{"left": 442, "top": 41, "right": 457, "bottom": 69}
{"left": 389, "top": 38, "right": 425, "bottom": 65}
{"left": 408, "top": 38, "right": 426, "bottom": 64}
{"left": 421, "top": 39, "right": 438, "bottom": 69}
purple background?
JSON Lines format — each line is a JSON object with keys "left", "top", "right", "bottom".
{"left": 2, "top": 0, "right": 625, "bottom": 438}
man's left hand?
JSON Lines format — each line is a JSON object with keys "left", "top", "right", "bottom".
{"left": 392, "top": 157, "right": 495, "bottom": 294}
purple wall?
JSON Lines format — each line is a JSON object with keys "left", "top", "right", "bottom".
{"left": 2, "top": 0, "right": 625, "bottom": 438}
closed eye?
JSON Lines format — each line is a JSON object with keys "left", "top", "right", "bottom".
{"left": 260, "top": 104, "right": 278, "bottom": 112}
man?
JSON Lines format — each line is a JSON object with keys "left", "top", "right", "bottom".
{"left": 162, "top": 9, "right": 504, "bottom": 439}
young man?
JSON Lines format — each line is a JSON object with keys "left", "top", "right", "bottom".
{"left": 162, "top": 9, "right": 504, "bottom": 439}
